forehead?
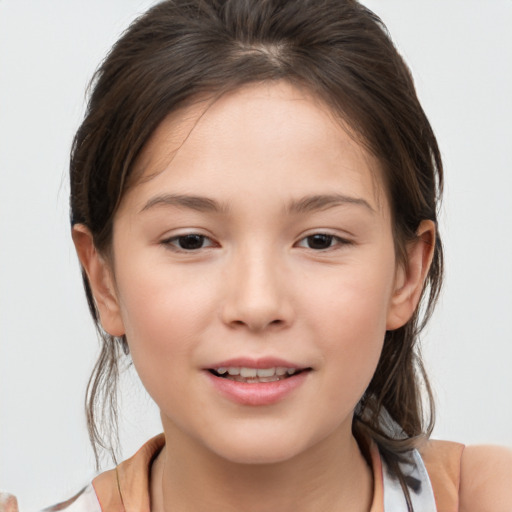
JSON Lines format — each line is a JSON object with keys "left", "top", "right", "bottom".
{"left": 126, "top": 81, "right": 388, "bottom": 215}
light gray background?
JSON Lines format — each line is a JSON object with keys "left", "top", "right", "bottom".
{"left": 1, "top": 1, "right": 511, "bottom": 510}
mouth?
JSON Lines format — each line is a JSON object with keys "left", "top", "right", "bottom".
{"left": 208, "top": 366, "right": 310, "bottom": 383}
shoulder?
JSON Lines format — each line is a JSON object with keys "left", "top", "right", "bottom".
{"left": 419, "top": 439, "right": 512, "bottom": 512}
{"left": 459, "top": 444, "right": 512, "bottom": 512}
{"left": 419, "top": 439, "right": 464, "bottom": 510}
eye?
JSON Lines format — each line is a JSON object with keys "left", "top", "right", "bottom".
{"left": 163, "top": 233, "right": 215, "bottom": 251}
{"left": 296, "top": 233, "right": 348, "bottom": 250}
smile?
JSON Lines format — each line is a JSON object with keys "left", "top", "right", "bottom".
{"left": 209, "top": 366, "right": 304, "bottom": 383}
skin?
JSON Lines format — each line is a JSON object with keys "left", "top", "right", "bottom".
{"left": 460, "top": 445, "right": 512, "bottom": 512}
{"left": 73, "top": 81, "right": 473, "bottom": 511}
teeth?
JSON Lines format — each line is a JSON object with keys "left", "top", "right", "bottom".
{"left": 227, "top": 375, "right": 281, "bottom": 383}
{"left": 258, "top": 375, "right": 280, "bottom": 382}
{"left": 256, "top": 368, "right": 275, "bottom": 377}
{"left": 214, "top": 366, "right": 301, "bottom": 380}
{"left": 240, "top": 367, "right": 257, "bottom": 378}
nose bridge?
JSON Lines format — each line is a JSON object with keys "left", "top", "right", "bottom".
{"left": 222, "top": 241, "right": 291, "bottom": 331}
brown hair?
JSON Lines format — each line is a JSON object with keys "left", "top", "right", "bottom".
{"left": 70, "top": 0, "right": 443, "bottom": 505}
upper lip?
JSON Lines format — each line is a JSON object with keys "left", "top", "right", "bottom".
{"left": 205, "top": 357, "right": 308, "bottom": 370}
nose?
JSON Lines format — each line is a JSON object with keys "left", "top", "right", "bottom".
{"left": 220, "top": 247, "right": 294, "bottom": 332}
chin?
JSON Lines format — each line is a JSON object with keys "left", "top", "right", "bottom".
{"left": 213, "top": 442, "right": 302, "bottom": 465}
{"left": 203, "top": 425, "right": 318, "bottom": 466}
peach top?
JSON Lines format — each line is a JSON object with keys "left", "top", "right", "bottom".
{"left": 49, "top": 434, "right": 464, "bottom": 512}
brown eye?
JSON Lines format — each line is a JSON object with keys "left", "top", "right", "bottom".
{"left": 177, "top": 234, "right": 206, "bottom": 250}
{"left": 296, "top": 233, "right": 352, "bottom": 251}
{"left": 304, "top": 234, "right": 335, "bottom": 250}
{"left": 163, "top": 234, "right": 214, "bottom": 251}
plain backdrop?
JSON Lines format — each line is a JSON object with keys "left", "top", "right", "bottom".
{"left": 1, "top": 1, "right": 511, "bottom": 510}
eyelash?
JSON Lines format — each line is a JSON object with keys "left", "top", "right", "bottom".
{"left": 161, "top": 233, "right": 216, "bottom": 252}
{"left": 295, "top": 233, "right": 352, "bottom": 251}
{"left": 161, "top": 232, "right": 352, "bottom": 252}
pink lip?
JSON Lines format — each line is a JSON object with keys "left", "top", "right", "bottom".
{"left": 205, "top": 357, "right": 307, "bottom": 370}
{"left": 203, "top": 357, "right": 311, "bottom": 406}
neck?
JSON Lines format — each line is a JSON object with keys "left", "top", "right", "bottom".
{"left": 150, "top": 424, "right": 373, "bottom": 512}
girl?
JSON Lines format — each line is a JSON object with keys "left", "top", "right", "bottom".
{"left": 54, "top": 0, "right": 512, "bottom": 510}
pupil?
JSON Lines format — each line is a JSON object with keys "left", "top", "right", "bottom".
{"left": 308, "top": 234, "right": 333, "bottom": 249}
{"left": 179, "top": 234, "right": 204, "bottom": 250}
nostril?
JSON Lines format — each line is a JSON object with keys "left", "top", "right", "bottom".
{"left": 227, "top": 318, "right": 285, "bottom": 330}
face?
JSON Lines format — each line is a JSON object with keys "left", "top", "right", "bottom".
{"left": 103, "top": 82, "right": 407, "bottom": 464}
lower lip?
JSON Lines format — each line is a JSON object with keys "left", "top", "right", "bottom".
{"left": 205, "top": 371, "right": 309, "bottom": 406}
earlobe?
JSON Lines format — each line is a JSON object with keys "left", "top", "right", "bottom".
{"left": 386, "top": 220, "right": 436, "bottom": 330}
{"left": 72, "top": 225, "right": 125, "bottom": 337}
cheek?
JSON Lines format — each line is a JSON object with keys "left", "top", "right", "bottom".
{"left": 114, "top": 263, "right": 218, "bottom": 376}
{"left": 302, "top": 259, "right": 395, "bottom": 399}
{"left": 303, "top": 258, "right": 395, "bottom": 340}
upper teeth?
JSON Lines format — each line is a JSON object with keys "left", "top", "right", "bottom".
{"left": 215, "top": 367, "right": 297, "bottom": 377}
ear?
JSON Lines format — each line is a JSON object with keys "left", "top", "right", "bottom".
{"left": 72, "top": 224, "right": 125, "bottom": 337}
{"left": 386, "top": 220, "right": 436, "bottom": 330}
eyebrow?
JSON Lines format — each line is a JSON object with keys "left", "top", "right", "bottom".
{"left": 140, "top": 192, "right": 374, "bottom": 215}
{"left": 140, "top": 193, "right": 229, "bottom": 214}
{"left": 286, "top": 194, "right": 375, "bottom": 214}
